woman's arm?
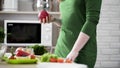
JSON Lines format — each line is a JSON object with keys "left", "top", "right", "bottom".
{"left": 66, "top": 0, "right": 102, "bottom": 61}
{"left": 66, "top": 32, "right": 90, "bottom": 61}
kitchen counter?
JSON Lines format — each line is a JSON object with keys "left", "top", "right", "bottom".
{"left": 0, "top": 62, "right": 37, "bottom": 68}
{"left": 0, "top": 61, "right": 88, "bottom": 68}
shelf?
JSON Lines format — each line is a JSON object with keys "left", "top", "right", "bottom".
{"left": 0, "top": 11, "right": 60, "bottom": 15}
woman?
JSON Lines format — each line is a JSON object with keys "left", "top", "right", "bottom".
{"left": 39, "top": 0, "right": 102, "bottom": 68}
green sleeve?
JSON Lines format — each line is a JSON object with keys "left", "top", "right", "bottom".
{"left": 81, "top": 0, "right": 102, "bottom": 36}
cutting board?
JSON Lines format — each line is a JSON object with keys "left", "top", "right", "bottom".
{"left": 37, "top": 62, "right": 88, "bottom": 68}
{"left": 6, "top": 59, "right": 37, "bottom": 64}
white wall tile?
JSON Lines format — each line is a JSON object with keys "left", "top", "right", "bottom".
{"left": 95, "top": 0, "right": 120, "bottom": 68}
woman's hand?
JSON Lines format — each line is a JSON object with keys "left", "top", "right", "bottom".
{"left": 38, "top": 10, "right": 55, "bottom": 24}
{"left": 65, "top": 50, "right": 79, "bottom": 62}
{"left": 57, "top": 0, "right": 61, "bottom": 3}
{"left": 66, "top": 32, "right": 90, "bottom": 62}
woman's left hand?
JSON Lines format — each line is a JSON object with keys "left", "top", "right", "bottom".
{"left": 65, "top": 50, "right": 79, "bottom": 62}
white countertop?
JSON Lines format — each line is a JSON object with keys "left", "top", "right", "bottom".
{"left": 0, "top": 62, "right": 87, "bottom": 68}
{"left": 37, "top": 62, "right": 88, "bottom": 68}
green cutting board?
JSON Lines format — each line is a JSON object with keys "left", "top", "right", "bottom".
{"left": 6, "top": 59, "right": 37, "bottom": 64}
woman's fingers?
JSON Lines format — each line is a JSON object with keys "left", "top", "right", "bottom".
{"left": 46, "top": 16, "right": 49, "bottom": 23}
{"left": 43, "top": 16, "right": 50, "bottom": 23}
{"left": 39, "top": 18, "right": 43, "bottom": 23}
{"left": 39, "top": 15, "right": 52, "bottom": 24}
{"left": 65, "top": 57, "right": 73, "bottom": 62}
{"left": 42, "top": 18, "right": 46, "bottom": 24}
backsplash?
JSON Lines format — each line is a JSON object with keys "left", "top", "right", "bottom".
{"left": 95, "top": 0, "right": 120, "bottom": 68}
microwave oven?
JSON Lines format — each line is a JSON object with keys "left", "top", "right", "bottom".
{"left": 4, "top": 20, "right": 53, "bottom": 46}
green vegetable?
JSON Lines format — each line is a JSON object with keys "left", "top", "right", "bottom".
{"left": 40, "top": 53, "right": 58, "bottom": 62}
{"left": 0, "top": 27, "right": 4, "bottom": 43}
{"left": 50, "top": 54, "right": 58, "bottom": 59}
{"left": 40, "top": 53, "right": 50, "bottom": 62}
{"left": 7, "top": 59, "right": 37, "bottom": 64}
{"left": 31, "top": 44, "right": 48, "bottom": 55}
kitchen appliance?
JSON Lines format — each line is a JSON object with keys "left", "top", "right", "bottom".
{"left": 3, "top": 0, "right": 18, "bottom": 11}
{"left": 4, "top": 20, "right": 53, "bottom": 46}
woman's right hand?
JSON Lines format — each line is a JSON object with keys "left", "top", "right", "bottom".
{"left": 38, "top": 10, "right": 55, "bottom": 24}
{"left": 57, "top": 0, "right": 61, "bottom": 3}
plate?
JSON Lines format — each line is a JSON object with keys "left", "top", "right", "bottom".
{"left": 6, "top": 59, "right": 37, "bottom": 64}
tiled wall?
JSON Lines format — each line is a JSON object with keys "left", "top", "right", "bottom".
{"left": 95, "top": 0, "right": 120, "bottom": 68}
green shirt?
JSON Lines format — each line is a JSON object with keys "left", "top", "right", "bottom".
{"left": 54, "top": 0, "right": 102, "bottom": 68}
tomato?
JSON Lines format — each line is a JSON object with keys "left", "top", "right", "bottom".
{"left": 9, "top": 56, "right": 16, "bottom": 59}
{"left": 29, "top": 54, "right": 36, "bottom": 59}
{"left": 57, "top": 58, "right": 64, "bottom": 63}
{"left": 50, "top": 58, "right": 57, "bottom": 62}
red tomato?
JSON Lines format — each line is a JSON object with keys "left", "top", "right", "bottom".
{"left": 50, "top": 58, "right": 57, "bottom": 62}
{"left": 29, "top": 54, "right": 36, "bottom": 59}
{"left": 57, "top": 58, "right": 64, "bottom": 63}
{"left": 9, "top": 56, "right": 16, "bottom": 59}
